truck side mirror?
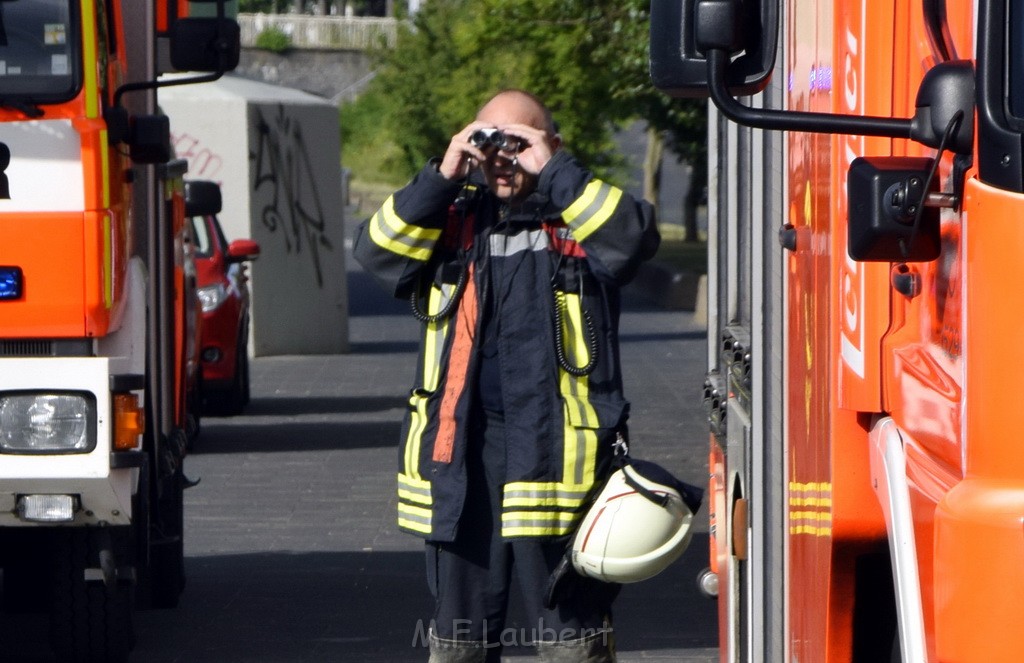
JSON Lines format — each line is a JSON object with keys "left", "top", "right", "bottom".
{"left": 185, "top": 180, "right": 223, "bottom": 217}
{"left": 653, "top": 0, "right": 975, "bottom": 153}
{"left": 170, "top": 18, "right": 240, "bottom": 73}
{"left": 130, "top": 115, "right": 172, "bottom": 165}
{"left": 650, "top": 0, "right": 778, "bottom": 98}
{"left": 847, "top": 158, "right": 941, "bottom": 262}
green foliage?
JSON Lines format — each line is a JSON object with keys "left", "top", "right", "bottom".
{"left": 254, "top": 26, "right": 292, "bottom": 53}
{"left": 341, "top": 0, "right": 706, "bottom": 189}
{"left": 340, "top": 86, "right": 410, "bottom": 188}
{"left": 239, "top": 0, "right": 278, "bottom": 12}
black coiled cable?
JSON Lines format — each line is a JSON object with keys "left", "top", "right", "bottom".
{"left": 552, "top": 288, "right": 599, "bottom": 376}
{"left": 409, "top": 265, "right": 468, "bottom": 324}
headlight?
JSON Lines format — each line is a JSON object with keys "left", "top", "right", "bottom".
{"left": 197, "top": 283, "right": 227, "bottom": 312}
{"left": 0, "top": 392, "right": 96, "bottom": 453}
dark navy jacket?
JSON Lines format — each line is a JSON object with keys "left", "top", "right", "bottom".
{"left": 353, "top": 150, "right": 658, "bottom": 542}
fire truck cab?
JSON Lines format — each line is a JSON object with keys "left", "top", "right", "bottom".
{"left": 0, "top": 1, "right": 238, "bottom": 661}
{"left": 653, "top": 0, "right": 1024, "bottom": 661}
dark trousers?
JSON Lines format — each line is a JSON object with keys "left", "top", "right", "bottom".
{"left": 426, "top": 410, "right": 618, "bottom": 661}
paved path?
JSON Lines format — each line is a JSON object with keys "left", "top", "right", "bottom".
{"left": 4, "top": 238, "right": 718, "bottom": 662}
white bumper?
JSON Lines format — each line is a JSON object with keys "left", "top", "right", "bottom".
{"left": 0, "top": 357, "right": 137, "bottom": 526}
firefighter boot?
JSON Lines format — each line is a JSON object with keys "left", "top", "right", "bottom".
{"left": 535, "top": 630, "right": 616, "bottom": 663}
{"left": 427, "top": 630, "right": 487, "bottom": 663}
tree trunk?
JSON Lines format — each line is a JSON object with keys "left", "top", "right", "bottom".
{"left": 682, "top": 157, "right": 707, "bottom": 242}
{"left": 642, "top": 126, "right": 663, "bottom": 213}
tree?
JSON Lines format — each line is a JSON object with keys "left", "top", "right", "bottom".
{"left": 239, "top": 0, "right": 280, "bottom": 12}
{"left": 343, "top": 0, "right": 707, "bottom": 232}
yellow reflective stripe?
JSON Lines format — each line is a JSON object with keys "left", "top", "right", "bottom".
{"left": 789, "top": 496, "right": 832, "bottom": 507}
{"left": 502, "top": 525, "right": 575, "bottom": 537}
{"left": 788, "top": 482, "right": 832, "bottom": 537}
{"left": 503, "top": 496, "right": 585, "bottom": 509}
{"left": 501, "top": 511, "right": 579, "bottom": 537}
{"left": 398, "top": 488, "right": 432, "bottom": 506}
{"left": 81, "top": 6, "right": 99, "bottom": 119}
{"left": 562, "top": 181, "right": 622, "bottom": 242}
{"left": 501, "top": 511, "right": 580, "bottom": 524}
{"left": 789, "top": 481, "right": 831, "bottom": 491}
{"left": 368, "top": 196, "right": 441, "bottom": 261}
{"left": 404, "top": 391, "right": 428, "bottom": 479}
{"left": 102, "top": 212, "right": 112, "bottom": 308}
{"left": 562, "top": 181, "right": 602, "bottom": 224}
{"left": 561, "top": 417, "right": 599, "bottom": 487}
{"left": 558, "top": 293, "right": 598, "bottom": 427}
{"left": 398, "top": 502, "right": 432, "bottom": 534}
{"left": 553, "top": 292, "right": 598, "bottom": 486}
{"left": 502, "top": 482, "right": 591, "bottom": 508}
{"left": 398, "top": 473, "right": 433, "bottom": 506}
{"left": 100, "top": 132, "right": 110, "bottom": 208}
{"left": 404, "top": 288, "right": 449, "bottom": 479}
{"left": 790, "top": 510, "right": 831, "bottom": 522}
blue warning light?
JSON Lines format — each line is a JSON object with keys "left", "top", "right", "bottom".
{"left": 0, "top": 266, "right": 23, "bottom": 300}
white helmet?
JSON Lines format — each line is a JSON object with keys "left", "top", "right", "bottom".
{"left": 571, "top": 459, "right": 701, "bottom": 583}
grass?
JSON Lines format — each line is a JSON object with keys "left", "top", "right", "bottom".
{"left": 347, "top": 180, "right": 397, "bottom": 220}
{"left": 654, "top": 232, "right": 708, "bottom": 275}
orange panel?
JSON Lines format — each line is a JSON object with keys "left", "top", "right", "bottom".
{"left": 831, "top": 0, "right": 894, "bottom": 414}
{"left": 786, "top": 0, "right": 834, "bottom": 657}
{"left": 940, "top": 179, "right": 1024, "bottom": 658}
{"left": 0, "top": 213, "right": 87, "bottom": 336}
{"left": 83, "top": 209, "right": 112, "bottom": 336}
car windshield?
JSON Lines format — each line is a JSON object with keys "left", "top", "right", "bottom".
{"left": 0, "top": 0, "right": 80, "bottom": 103}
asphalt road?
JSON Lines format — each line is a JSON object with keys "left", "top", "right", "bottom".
{"left": 3, "top": 240, "right": 717, "bottom": 662}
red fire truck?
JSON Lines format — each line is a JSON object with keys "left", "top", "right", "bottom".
{"left": 0, "top": 1, "right": 238, "bottom": 660}
{"left": 653, "top": 0, "right": 1024, "bottom": 660}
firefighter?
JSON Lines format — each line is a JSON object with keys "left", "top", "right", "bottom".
{"left": 354, "top": 89, "right": 658, "bottom": 663}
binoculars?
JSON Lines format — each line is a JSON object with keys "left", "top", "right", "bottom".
{"left": 470, "top": 128, "right": 523, "bottom": 153}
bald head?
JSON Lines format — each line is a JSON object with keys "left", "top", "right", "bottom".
{"left": 476, "top": 90, "right": 556, "bottom": 134}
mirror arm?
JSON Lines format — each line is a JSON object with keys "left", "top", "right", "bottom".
{"left": 114, "top": 72, "right": 224, "bottom": 110}
{"left": 706, "top": 48, "right": 916, "bottom": 138}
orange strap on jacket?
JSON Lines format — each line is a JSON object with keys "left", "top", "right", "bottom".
{"left": 432, "top": 263, "right": 477, "bottom": 463}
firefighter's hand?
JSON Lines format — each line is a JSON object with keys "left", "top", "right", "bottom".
{"left": 498, "top": 123, "right": 561, "bottom": 176}
{"left": 438, "top": 121, "right": 490, "bottom": 181}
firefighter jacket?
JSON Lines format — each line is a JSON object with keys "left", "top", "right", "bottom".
{"left": 353, "top": 149, "right": 659, "bottom": 542}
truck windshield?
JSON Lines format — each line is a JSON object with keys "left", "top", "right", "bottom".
{"left": 0, "top": 0, "right": 79, "bottom": 104}
{"left": 1012, "top": 3, "right": 1024, "bottom": 119}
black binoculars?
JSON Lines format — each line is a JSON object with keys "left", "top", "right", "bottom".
{"left": 470, "top": 128, "right": 523, "bottom": 153}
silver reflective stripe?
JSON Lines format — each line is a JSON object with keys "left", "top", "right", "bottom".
{"left": 489, "top": 228, "right": 548, "bottom": 257}
{"left": 501, "top": 511, "right": 579, "bottom": 537}
{"left": 398, "top": 503, "right": 432, "bottom": 534}
{"left": 398, "top": 477, "right": 433, "bottom": 505}
{"left": 368, "top": 196, "right": 440, "bottom": 261}
{"left": 563, "top": 181, "right": 623, "bottom": 242}
{"left": 503, "top": 485, "right": 591, "bottom": 507}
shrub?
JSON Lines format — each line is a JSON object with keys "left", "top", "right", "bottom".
{"left": 255, "top": 27, "right": 291, "bottom": 53}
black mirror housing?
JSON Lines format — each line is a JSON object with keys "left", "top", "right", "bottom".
{"left": 170, "top": 18, "right": 240, "bottom": 73}
{"left": 650, "top": 0, "right": 778, "bottom": 99}
{"left": 130, "top": 115, "right": 171, "bottom": 165}
{"left": 185, "top": 180, "right": 223, "bottom": 217}
{"left": 847, "top": 157, "right": 941, "bottom": 263}
{"left": 910, "top": 60, "right": 975, "bottom": 155}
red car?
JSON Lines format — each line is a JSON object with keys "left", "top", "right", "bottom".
{"left": 185, "top": 181, "right": 260, "bottom": 415}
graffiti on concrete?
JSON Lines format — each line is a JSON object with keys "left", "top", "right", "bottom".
{"left": 250, "top": 104, "right": 333, "bottom": 287}
{"left": 171, "top": 132, "right": 224, "bottom": 183}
